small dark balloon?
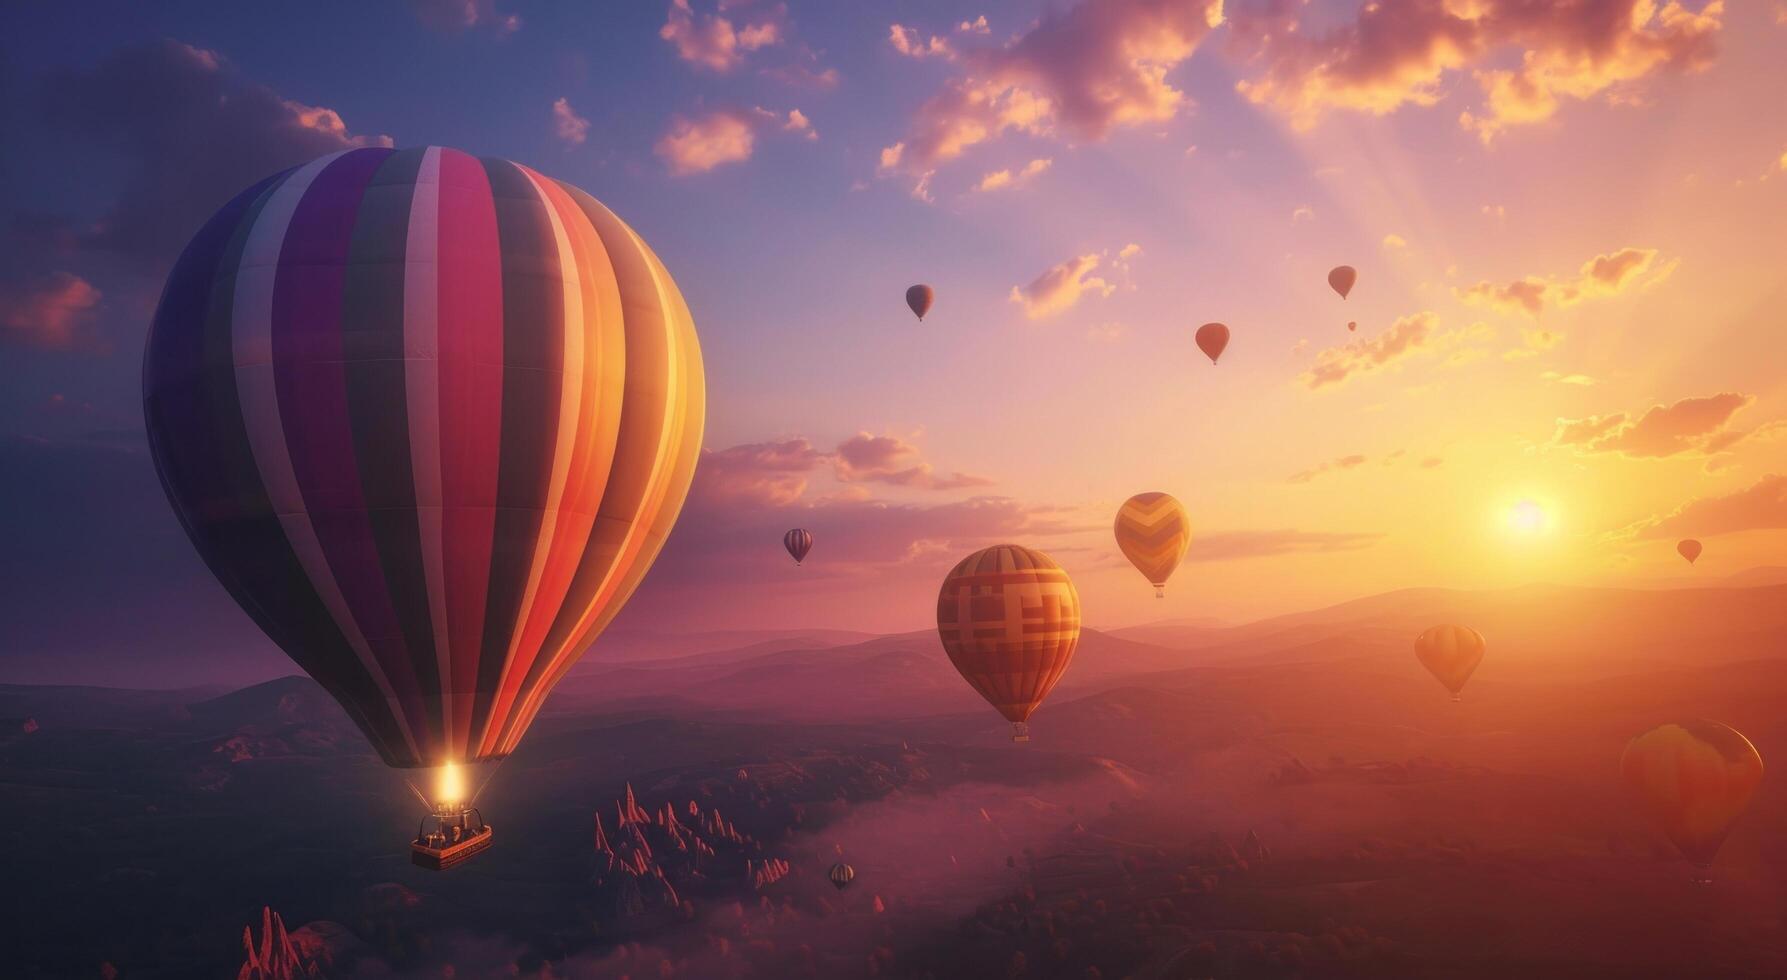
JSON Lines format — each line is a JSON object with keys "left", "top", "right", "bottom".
{"left": 784, "top": 528, "right": 813, "bottom": 565}
{"left": 905, "top": 284, "right": 934, "bottom": 321}
{"left": 1347, "top": 321, "right": 1357, "bottom": 332}
{"left": 1328, "top": 265, "right": 1357, "bottom": 299}
{"left": 829, "top": 862, "right": 855, "bottom": 890}
{"left": 1195, "top": 322, "right": 1230, "bottom": 364}
{"left": 1677, "top": 539, "right": 1702, "bottom": 565}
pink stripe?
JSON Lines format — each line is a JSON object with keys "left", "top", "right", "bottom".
{"left": 435, "top": 148, "right": 504, "bottom": 758}
{"left": 404, "top": 147, "right": 452, "bottom": 761}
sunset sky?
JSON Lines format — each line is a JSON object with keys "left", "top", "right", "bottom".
{"left": 3, "top": 0, "right": 1784, "bottom": 687}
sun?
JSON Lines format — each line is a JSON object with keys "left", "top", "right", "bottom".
{"left": 1506, "top": 499, "right": 1549, "bottom": 534}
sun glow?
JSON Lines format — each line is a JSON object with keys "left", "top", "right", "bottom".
{"left": 1507, "top": 499, "right": 1549, "bottom": 535}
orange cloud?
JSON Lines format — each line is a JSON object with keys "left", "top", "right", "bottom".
{"left": 974, "top": 157, "right": 1052, "bottom": 192}
{"left": 551, "top": 97, "right": 589, "bottom": 145}
{"left": 1456, "top": 247, "right": 1674, "bottom": 316}
{"left": 881, "top": 0, "right": 1224, "bottom": 173}
{"left": 656, "top": 110, "right": 756, "bottom": 174}
{"left": 1552, "top": 392, "right": 1755, "bottom": 458}
{"left": 1288, "top": 453, "right": 1369, "bottom": 483}
{"left": 1231, "top": 0, "right": 1723, "bottom": 140}
{"left": 1615, "top": 473, "right": 1787, "bottom": 540}
{"left": 692, "top": 438, "right": 827, "bottom": 507}
{"left": 660, "top": 0, "right": 781, "bottom": 72}
{"left": 1009, "top": 254, "right": 1113, "bottom": 319}
{"left": 0, "top": 273, "right": 102, "bottom": 351}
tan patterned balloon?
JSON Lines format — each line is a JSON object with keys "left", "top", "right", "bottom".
{"left": 1114, "top": 492, "right": 1192, "bottom": 598}
{"left": 1414, "top": 624, "right": 1485, "bottom": 701}
{"left": 936, "top": 545, "right": 1081, "bottom": 742}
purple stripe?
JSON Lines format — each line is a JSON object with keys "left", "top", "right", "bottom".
{"left": 270, "top": 146, "right": 432, "bottom": 743}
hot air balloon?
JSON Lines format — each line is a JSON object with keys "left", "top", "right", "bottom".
{"left": 143, "top": 146, "right": 705, "bottom": 868}
{"left": 1414, "top": 625, "right": 1484, "bottom": 702}
{"left": 1328, "top": 265, "right": 1356, "bottom": 299}
{"left": 1195, "top": 322, "right": 1230, "bottom": 364}
{"left": 1678, "top": 539, "right": 1702, "bottom": 565}
{"left": 1114, "top": 492, "right": 1191, "bottom": 598}
{"left": 906, "top": 284, "right": 934, "bottom": 321}
{"left": 936, "top": 545, "right": 1081, "bottom": 742}
{"left": 829, "top": 862, "right": 856, "bottom": 890}
{"left": 1347, "top": 321, "right": 1357, "bottom": 332}
{"left": 784, "top": 528, "right": 813, "bottom": 565}
{"left": 1622, "top": 720, "right": 1762, "bottom": 882}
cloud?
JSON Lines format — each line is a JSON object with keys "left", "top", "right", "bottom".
{"left": 1420, "top": 456, "right": 1444, "bottom": 468}
{"left": 1230, "top": 0, "right": 1724, "bottom": 140}
{"left": 1292, "top": 205, "right": 1315, "bottom": 222}
{"left": 691, "top": 438, "right": 828, "bottom": 508}
{"left": 880, "top": 0, "right": 1225, "bottom": 173}
{"left": 656, "top": 110, "right": 757, "bottom": 174}
{"left": 1540, "top": 370, "right": 1597, "bottom": 385}
{"left": 1551, "top": 391, "right": 1756, "bottom": 458}
{"left": 890, "top": 24, "right": 955, "bottom": 60}
{"left": 551, "top": 97, "right": 590, "bottom": 145}
{"left": 973, "top": 157, "right": 1052, "bottom": 192}
{"left": 1008, "top": 253, "right": 1113, "bottom": 319}
{"left": 1382, "top": 233, "right": 1408, "bottom": 250}
{"left": 1456, "top": 247, "right": 1674, "bottom": 316}
{"left": 37, "top": 40, "right": 388, "bottom": 268}
{"left": 1188, "top": 529, "right": 1386, "bottom": 562}
{"left": 409, "top": 0, "right": 520, "bottom": 34}
{"left": 660, "top": 0, "right": 782, "bottom": 72}
{"left": 0, "top": 273, "right": 102, "bottom": 351}
{"left": 1614, "top": 474, "right": 1787, "bottom": 540}
{"left": 1287, "top": 453, "right": 1369, "bottom": 483}
{"left": 833, "top": 432, "right": 994, "bottom": 490}
{"left": 1300, "top": 311, "right": 1486, "bottom": 389}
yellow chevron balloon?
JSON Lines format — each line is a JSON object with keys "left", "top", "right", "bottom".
{"left": 1114, "top": 492, "right": 1192, "bottom": 597}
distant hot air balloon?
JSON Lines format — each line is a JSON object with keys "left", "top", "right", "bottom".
{"left": 1414, "top": 625, "right": 1484, "bottom": 702}
{"left": 1622, "top": 720, "right": 1762, "bottom": 882}
{"left": 1195, "top": 322, "right": 1230, "bottom": 364}
{"left": 906, "top": 284, "right": 934, "bottom": 321}
{"left": 784, "top": 528, "right": 813, "bottom": 565}
{"left": 1114, "top": 492, "right": 1191, "bottom": 598}
{"left": 829, "top": 862, "right": 856, "bottom": 890}
{"left": 143, "top": 146, "right": 705, "bottom": 867}
{"left": 1328, "top": 265, "right": 1356, "bottom": 299}
{"left": 936, "top": 545, "right": 1081, "bottom": 742}
{"left": 1678, "top": 539, "right": 1702, "bottom": 565}
{"left": 1347, "top": 321, "right": 1357, "bottom": 332}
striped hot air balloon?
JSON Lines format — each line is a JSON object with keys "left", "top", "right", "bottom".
{"left": 143, "top": 146, "right": 705, "bottom": 770}
{"left": 1114, "top": 492, "right": 1192, "bottom": 597}
{"left": 1414, "top": 624, "right": 1485, "bottom": 701}
{"left": 829, "top": 862, "right": 855, "bottom": 890}
{"left": 783, "top": 528, "right": 813, "bottom": 565}
{"left": 936, "top": 545, "right": 1081, "bottom": 742}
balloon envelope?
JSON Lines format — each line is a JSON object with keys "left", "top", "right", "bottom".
{"left": 936, "top": 545, "right": 1081, "bottom": 730}
{"left": 1328, "top": 265, "right": 1356, "bottom": 299}
{"left": 829, "top": 862, "right": 855, "bottom": 890}
{"left": 1414, "top": 625, "right": 1484, "bottom": 699}
{"left": 1195, "top": 322, "right": 1230, "bottom": 364}
{"left": 143, "top": 146, "right": 706, "bottom": 769}
{"left": 1678, "top": 539, "right": 1702, "bottom": 565}
{"left": 1347, "top": 321, "right": 1357, "bottom": 332}
{"left": 1622, "top": 720, "right": 1762, "bottom": 868}
{"left": 906, "top": 284, "right": 934, "bottom": 321}
{"left": 1114, "top": 492, "right": 1191, "bottom": 597}
{"left": 784, "top": 528, "right": 813, "bottom": 564}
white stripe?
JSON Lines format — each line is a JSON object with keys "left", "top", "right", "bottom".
{"left": 231, "top": 149, "right": 422, "bottom": 763}
{"left": 404, "top": 146, "right": 453, "bottom": 758}
{"left": 478, "top": 169, "right": 587, "bottom": 751}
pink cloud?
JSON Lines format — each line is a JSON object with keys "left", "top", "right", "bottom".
{"left": 1299, "top": 311, "right": 1458, "bottom": 390}
{"left": 551, "top": 97, "right": 590, "bottom": 145}
{"left": 409, "top": 0, "right": 520, "bottom": 34}
{"left": 833, "top": 432, "right": 994, "bottom": 490}
{"left": 654, "top": 105, "right": 814, "bottom": 175}
{"left": 660, "top": 0, "right": 782, "bottom": 72}
{"left": 881, "top": 0, "right": 1224, "bottom": 173}
{"left": 1230, "top": 0, "right": 1724, "bottom": 140}
{"left": 1287, "top": 453, "right": 1370, "bottom": 483}
{"left": 1008, "top": 254, "right": 1113, "bottom": 319}
{"left": 0, "top": 273, "right": 102, "bottom": 351}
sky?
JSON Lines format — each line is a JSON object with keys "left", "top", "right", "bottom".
{"left": 2, "top": 0, "right": 1785, "bottom": 688}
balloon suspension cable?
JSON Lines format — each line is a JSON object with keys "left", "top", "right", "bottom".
{"left": 403, "top": 777, "right": 433, "bottom": 812}
{"left": 1451, "top": 694, "right": 1463, "bottom": 703}
{"left": 1154, "top": 585, "right": 1165, "bottom": 599}
{"left": 468, "top": 757, "right": 507, "bottom": 808}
